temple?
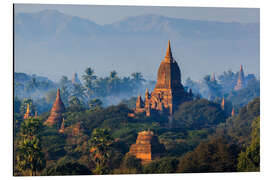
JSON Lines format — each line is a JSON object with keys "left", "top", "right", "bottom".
{"left": 134, "top": 40, "right": 193, "bottom": 117}
{"left": 221, "top": 97, "right": 225, "bottom": 110}
{"left": 23, "top": 104, "right": 31, "bottom": 119}
{"left": 128, "top": 130, "right": 165, "bottom": 164}
{"left": 44, "top": 88, "right": 66, "bottom": 127}
{"left": 234, "top": 65, "right": 246, "bottom": 91}
{"left": 59, "top": 118, "right": 65, "bottom": 133}
{"left": 72, "top": 72, "right": 81, "bottom": 85}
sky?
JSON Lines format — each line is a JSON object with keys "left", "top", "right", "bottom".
{"left": 15, "top": 4, "right": 259, "bottom": 25}
{"left": 14, "top": 4, "right": 260, "bottom": 82}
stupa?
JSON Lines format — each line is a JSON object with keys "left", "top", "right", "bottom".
{"left": 128, "top": 130, "right": 165, "bottom": 164}
{"left": 44, "top": 88, "right": 65, "bottom": 126}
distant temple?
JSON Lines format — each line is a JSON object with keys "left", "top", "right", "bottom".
{"left": 23, "top": 104, "right": 31, "bottom": 119}
{"left": 59, "top": 118, "right": 65, "bottom": 133}
{"left": 211, "top": 73, "right": 216, "bottom": 82}
{"left": 44, "top": 88, "right": 66, "bottom": 127}
{"left": 221, "top": 97, "right": 225, "bottom": 110}
{"left": 128, "top": 130, "right": 165, "bottom": 164}
{"left": 234, "top": 65, "right": 246, "bottom": 91}
{"left": 72, "top": 72, "right": 81, "bottom": 85}
{"left": 231, "top": 108, "right": 235, "bottom": 117}
{"left": 133, "top": 41, "right": 193, "bottom": 117}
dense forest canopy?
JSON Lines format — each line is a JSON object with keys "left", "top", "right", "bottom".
{"left": 14, "top": 66, "right": 260, "bottom": 175}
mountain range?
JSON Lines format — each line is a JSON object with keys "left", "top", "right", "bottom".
{"left": 15, "top": 9, "right": 260, "bottom": 82}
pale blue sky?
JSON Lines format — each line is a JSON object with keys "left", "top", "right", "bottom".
{"left": 15, "top": 4, "right": 259, "bottom": 25}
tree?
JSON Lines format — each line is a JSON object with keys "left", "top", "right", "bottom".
{"left": 114, "top": 155, "right": 142, "bottom": 174}
{"left": 177, "top": 135, "right": 240, "bottom": 173}
{"left": 143, "top": 157, "right": 179, "bottom": 174}
{"left": 15, "top": 117, "right": 46, "bottom": 176}
{"left": 82, "top": 67, "right": 97, "bottom": 99}
{"left": 89, "top": 128, "right": 114, "bottom": 174}
{"left": 237, "top": 117, "right": 260, "bottom": 172}
{"left": 173, "top": 99, "right": 226, "bottom": 130}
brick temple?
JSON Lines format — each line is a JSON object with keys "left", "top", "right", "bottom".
{"left": 133, "top": 40, "right": 193, "bottom": 117}
{"left": 44, "top": 88, "right": 65, "bottom": 127}
{"left": 128, "top": 130, "right": 165, "bottom": 164}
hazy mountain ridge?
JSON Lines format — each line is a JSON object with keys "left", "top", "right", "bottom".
{"left": 14, "top": 9, "right": 260, "bottom": 82}
{"left": 16, "top": 10, "right": 259, "bottom": 41}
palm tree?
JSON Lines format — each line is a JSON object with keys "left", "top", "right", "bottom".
{"left": 15, "top": 117, "right": 46, "bottom": 176}
{"left": 89, "top": 128, "right": 114, "bottom": 174}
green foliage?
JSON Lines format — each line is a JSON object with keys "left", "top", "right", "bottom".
{"left": 237, "top": 117, "right": 260, "bottom": 172}
{"left": 177, "top": 135, "right": 240, "bottom": 173}
{"left": 226, "top": 98, "right": 260, "bottom": 145}
{"left": 41, "top": 127, "right": 67, "bottom": 161}
{"left": 143, "top": 157, "right": 179, "bottom": 174}
{"left": 43, "top": 159, "right": 91, "bottom": 175}
{"left": 89, "top": 128, "right": 114, "bottom": 174}
{"left": 173, "top": 99, "right": 226, "bottom": 130}
{"left": 15, "top": 117, "right": 46, "bottom": 176}
{"left": 227, "top": 79, "right": 260, "bottom": 108}
{"left": 114, "top": 155, "right": 142, "bottom": 174}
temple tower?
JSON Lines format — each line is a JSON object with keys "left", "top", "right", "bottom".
{"left": 59, "top": 118, "right": 65, "bottom": 133}
{"left": 72, "top": 72, "right": 81, "bottom": 84}
{"left": 221, "top": 97, "right": 225, "bottom": 110}
{"left": 44, "top": 88, "right": 66, "bottom": 126}
{"left": 128, "top": 130, "right": 165, "bottom": 164}
{"left": 231, "top": 108, "right": 235, "bottom": 117}
{"left": 234, "top": 65, "right": 246, "bottom": 91}
{"left": 134, "top": 40, "right": 192, "bottom": 117}
{"left": 23, "top": 104, "right": 31, "bottom": 119}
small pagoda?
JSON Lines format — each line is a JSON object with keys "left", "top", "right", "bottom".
{"left": 128, "top": 130, "right": 165, "bottom": 164}
{"left": 44, "top": 88, "right": 65, "bottom": 127}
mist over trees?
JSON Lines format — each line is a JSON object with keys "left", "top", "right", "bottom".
{"left": 14, "top": 66, "right": 260, "bottom": 175}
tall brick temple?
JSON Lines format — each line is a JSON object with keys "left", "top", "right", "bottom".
{"left": 134, "top": 40, "right": 193, "bottom": 117}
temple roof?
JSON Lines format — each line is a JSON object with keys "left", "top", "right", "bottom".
{"left": 154, "top": 40, "right": 183, "bottom": 90}
{"left": 51, "top": 88, "right": 65, "bottom": 113}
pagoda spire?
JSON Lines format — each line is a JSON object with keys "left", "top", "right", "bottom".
{"left": 221, "top": 97, "right": 225, "bottom": 110}
{"left": 231, "top": 108, "right": 235, "bottom": 117}
{"left": 59, "top": 118, "right": 65, "bottom": 133}
{"left": 164, "top": 40, "right": 173, "bottom": 62}
{"left": 234, "top": 65, "right": 246, "bottom": 91}
{"left": 23, "top": 104, "right": 32, "bottom": 119}
{"left": 211, "top": 73, "right": 216, "bottom": 81}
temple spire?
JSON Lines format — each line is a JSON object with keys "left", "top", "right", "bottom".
{"left": 164, "top": 40, "right": 173, "bottom": 62}
{"left": 231, "top": 108, "right": 235, "bottom": 117}
{"left": 211, "top": 73, "right": 216, "bottom": 81}
{"left": 24, "top": 104, "right": 31, "bottom": 119}
{"left": 234, "top": 65, "right": 246, "bottom": 91}
{"left": 221, "top": 97, "right": 225, "bottom": 110}
{"left": 59, "top": 118, "right": 65, "bottom": 133}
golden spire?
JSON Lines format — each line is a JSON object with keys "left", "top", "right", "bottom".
{"left": 24, "top": 104, "right": 31, "bottom": 119}
{"left": 231, "top": 108, "right": 235, "bottom": 116}
{"left": 26, "top": 104, "right": 30, "bottom": 114}
{"left": 164, "top": 40, "right": 173, "bottom": 62}
{"left": 221, "top": 98, "right": 225, "bottom": 110}
{"left": 59, "top": 118, "right": 65, "bottom": 133}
